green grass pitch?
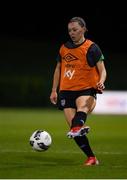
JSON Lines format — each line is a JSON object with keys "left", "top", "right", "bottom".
{"left": 0, "top": 108, "right": 127, "bottom": 179}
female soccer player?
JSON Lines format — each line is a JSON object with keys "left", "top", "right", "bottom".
{"left": 50, "top": 17, "right": 107, "bottom": 165}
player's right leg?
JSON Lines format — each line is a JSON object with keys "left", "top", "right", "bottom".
{"left": 64, "top": 108, "right": 98, "bottom": 166}
{"left": 84, "top": 156, "right": 99, "bottom": 166}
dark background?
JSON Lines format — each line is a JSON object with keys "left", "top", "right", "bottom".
{"left": 0, "top": 3, "right": 127, "bottom": 107}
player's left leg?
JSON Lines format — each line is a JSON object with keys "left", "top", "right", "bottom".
{"left": 64, "top": 108, "right": 90, "bottom": 138}
{"left": 67, "top": 96, "right": 95, "bottom": 138}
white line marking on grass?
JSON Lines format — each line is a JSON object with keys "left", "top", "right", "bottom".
{"left": 97, "top": 151, "right": 125, "bottom": 155}
{"left": 0, "top": 149, "right": 126, "bottom": 155}
{"left": 0, "top": 149, "right": 81, "bottom": 153}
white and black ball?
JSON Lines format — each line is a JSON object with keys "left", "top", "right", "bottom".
{"left": 30, "top": 130, "right": 52, "bottom": 151}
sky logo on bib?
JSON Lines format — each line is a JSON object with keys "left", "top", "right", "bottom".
{"left": 64, "top": 68, "right": 75, "bottom": 79}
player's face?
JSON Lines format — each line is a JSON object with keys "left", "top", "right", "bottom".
{"left": 68, "top": 21, "right": 85, "bottom": 44}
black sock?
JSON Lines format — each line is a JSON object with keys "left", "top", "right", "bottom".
{"left": 71, "top": 111, "right": 87, "bottom": 128}
{"left": 74, "top": 135, "right": 95, "bottom": 157}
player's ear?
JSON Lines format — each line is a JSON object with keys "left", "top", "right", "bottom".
{"left": 84, "top": 27, "right": 88, "bottom": 36}
{"left": 84, "top": 26, "right": 88, "bottom": 33}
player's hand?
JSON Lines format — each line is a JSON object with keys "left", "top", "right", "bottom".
{"left": 96, "top": 82, "right": 105, "bottom": 94}
{"left": 50, "top": 91, "right": 58, "bottom": 105}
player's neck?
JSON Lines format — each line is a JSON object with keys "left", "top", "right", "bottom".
{"left": 74, "top": 37, "right": 85, "bottom": 45}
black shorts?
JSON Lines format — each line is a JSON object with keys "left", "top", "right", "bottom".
{"left": 57, "top": 88, "right": 97, "bottom": 110}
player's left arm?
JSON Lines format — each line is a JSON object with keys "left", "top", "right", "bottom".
{"left": 96, "top": 59, "right": 107, "bottom": 93}
{"left": 87, "top": 43, "right": 107, "bottom": 93}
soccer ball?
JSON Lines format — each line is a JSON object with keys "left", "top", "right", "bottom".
{"left": 29, "top": 130, "right": 52, "bottom": 151}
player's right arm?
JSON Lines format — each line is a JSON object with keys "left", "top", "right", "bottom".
{"left": 50, "top": 61, "right": 61, "bottom": 105}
